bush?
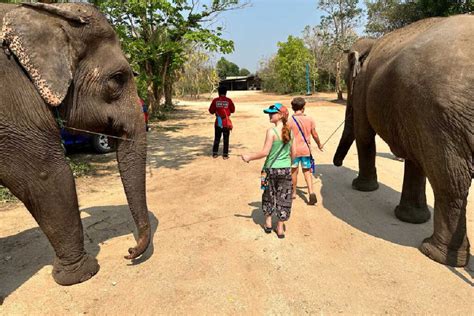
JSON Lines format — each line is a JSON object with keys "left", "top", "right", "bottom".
{"left": 0, "top": 186, "right": 17, "bottom": 203}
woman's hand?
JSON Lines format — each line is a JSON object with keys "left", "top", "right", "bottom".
{"left": 241, "top": 154, "right": 251, "bottom": 163}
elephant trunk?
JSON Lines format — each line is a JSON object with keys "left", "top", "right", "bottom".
{"left": 116, "top": 121, "right": 150, "bottom": 260}
{"left": 333, "top": 103, "right": 355, "bottom": 166}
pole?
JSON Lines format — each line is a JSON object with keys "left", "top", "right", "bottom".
{"left": 306, "top": 62, "right": 311, "bottom": 95}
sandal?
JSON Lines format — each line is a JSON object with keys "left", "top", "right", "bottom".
{"left": 212, "top": 154, "right": 218, "bottom": 158}
{"left": 308, "top": 193, "right": 317, "bottom": 205}
{"left": 223, "top": 155, "right": 230, "bottom": 160}
{"left": 274, "top": 230, "right": 285, "bottom": 239}
{"left": 263, "top": 225, "right": 272, "bottom": 234}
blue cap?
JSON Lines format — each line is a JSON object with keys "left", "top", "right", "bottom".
{"left": 263, "top": 103, "right": 283, "bottom": 114}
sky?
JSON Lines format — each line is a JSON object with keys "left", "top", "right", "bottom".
{"left": 215, "top": 0, "right": 367, "bottom": 73}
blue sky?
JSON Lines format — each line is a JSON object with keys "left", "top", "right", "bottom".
{"left": 215, "top": 0, "right": 367, "bottom": 72}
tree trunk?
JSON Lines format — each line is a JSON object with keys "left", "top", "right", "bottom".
{"left": 145, "top": 60, "right": 162, "bottom": 117}
{"left": 164, "top": 78, "right": 173, "bottom": 108}
{"left": 336, "top": 61, "right": 344, "bottom": 100}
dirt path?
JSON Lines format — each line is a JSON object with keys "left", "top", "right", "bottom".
{"left": 1, "top": 91, "right": 472, "bottom": 314}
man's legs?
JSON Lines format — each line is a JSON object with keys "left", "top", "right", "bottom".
{"left": 212, "top": 125, "right": 222, "bottom": 157}
{"left": 303, "top": 167, "right": 317, "bottom": 205}
{"left": 222, "top": 128, "right": 230, "bottom": 158}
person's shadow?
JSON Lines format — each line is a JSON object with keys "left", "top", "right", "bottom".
{"left": 234, "top": 164, "right": 473, "bottom": 285}
{"left": 0, "top": 205, "right": 159, "bottom": 304}
{"left": 234, "top": 201, "right": 265, "bottom": 229}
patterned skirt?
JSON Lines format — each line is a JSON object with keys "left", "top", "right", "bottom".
{"left": 262, "top": 168, "right": 293, "bottom": 221}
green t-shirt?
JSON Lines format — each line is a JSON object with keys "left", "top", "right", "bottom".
{"left": 263, "top": 127, "right": 292, "bottom": 169}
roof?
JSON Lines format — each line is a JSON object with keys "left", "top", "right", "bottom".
{"left": 224, "top": 76, "right": 251, "bottom": 80}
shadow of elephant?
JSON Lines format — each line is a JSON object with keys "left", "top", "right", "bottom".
{"left": 317, "top": 164, "right": 473, "bottom": 284}
{"left": 317, "top": 164, "right": 433, "bottom": 247}
{"left": 0, "top": 205, "right": 158, "bottom": 303}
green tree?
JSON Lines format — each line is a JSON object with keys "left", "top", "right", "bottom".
{"left": 239, "top": 68, "right": 251, "bottom": 76}
{"left": 101, "top": 0, "right": 246, "bottom": 116}
{"left": 317, "top": 0, "right": 362, "bottom": 99}
{"left": 258, "top": 36, "right": 315, "bottom": 94}
{"left": 365, "top": 0, "right": 473, "bottom": 37}
{"left": 274, "top": 36, "right": 314, "bottom": 94}
{"left": 216, "top": 57, "right": 240, "bottom": 78}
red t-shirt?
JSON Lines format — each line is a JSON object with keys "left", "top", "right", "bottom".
{"left": 209, "top": 96, "right": 235, "bottom": 128}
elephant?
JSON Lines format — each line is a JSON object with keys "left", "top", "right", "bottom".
{"left": 333, "top": 15, "right": 473, "bottom": 267}
{"left": 0, "top": 3, "right": 151, "bottom": 285}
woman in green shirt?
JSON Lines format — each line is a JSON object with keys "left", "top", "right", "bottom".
{"left": 241, "top": 103, "right": 293, "bottom": 239}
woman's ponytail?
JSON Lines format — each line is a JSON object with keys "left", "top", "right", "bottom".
{"left": 281, "top": 116, "right": 291, "bottom": 144}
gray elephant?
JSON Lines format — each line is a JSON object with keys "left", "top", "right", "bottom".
{"left": 333, "top": 15, "right": 473, "bottom": 267}
{"left": 0, "top": 3, "right": 151, "bottom": 285}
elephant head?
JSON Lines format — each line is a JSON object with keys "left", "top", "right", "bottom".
{"left": 1, "top": 3, "right": 150, "bottom": 260}
{"left": 333, "top": 38, "right": 377, "bottom": 168}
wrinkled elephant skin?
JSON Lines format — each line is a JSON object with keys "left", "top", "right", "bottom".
{"left": 0, "top": 3, "right": 151, "bottom": 285}
{"left": 333, "top": 16, "right": 473, "bottom": 267}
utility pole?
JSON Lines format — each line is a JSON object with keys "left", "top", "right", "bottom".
{"left": 306, "top": 62, "right": 312, "bottom": 95}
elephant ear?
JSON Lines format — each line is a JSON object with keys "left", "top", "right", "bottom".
{"left": 348, "top": 51, "right": 361, "bottom": 80}
{"left": 0, "top": 3, "right": 89, "bottom": 106}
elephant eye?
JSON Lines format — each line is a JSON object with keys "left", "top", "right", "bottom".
{"left": 107, "top": 72, "right": 127, "bottom": 99}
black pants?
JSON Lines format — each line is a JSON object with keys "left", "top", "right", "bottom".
{"left": 213, "top": 126, "right": 230, "bottom": 156}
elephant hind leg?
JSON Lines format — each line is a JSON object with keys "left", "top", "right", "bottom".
{"left": 419, "top": 155, "right": 471, "bottom": 267}
{"left": 394, "top": 159, "right": 431, "bottom": 224}
{"left": 6, "top": 160, "right": 100, "bottom": 285}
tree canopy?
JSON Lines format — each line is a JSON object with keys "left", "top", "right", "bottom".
{"left": 365, "top": 0, "right": 473, "bottom": 36}
{"left": 100, "top": 0, "right": 246, "bottom": 116}
{"left": 216, "top": 57, "right": 241, "bottom": 78}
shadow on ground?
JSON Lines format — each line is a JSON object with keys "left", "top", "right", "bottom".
{"left": 318, "top": 164, "right": 433, "bottom": 248}
{"left": 146, "top": 106, "right": 245, "bottom": 171}
{"left": 0, "top": 205, "right": 158, "bottom": 304}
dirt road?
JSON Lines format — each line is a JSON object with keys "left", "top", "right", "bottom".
{"left": 1, "top": 91, "right": 472, "bottom": 314}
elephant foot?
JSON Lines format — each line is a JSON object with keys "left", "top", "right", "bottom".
{"left": 52, "top": 254, "right": 100, "bottom": 286}
{"left": 352, "top": 176, "right": 379, "bottom": 192}
{"left": 419, "top": 236, "right": 470, "bottom": 267}
{"left": 394, "top": 204, "right": 431, "bottom": 224}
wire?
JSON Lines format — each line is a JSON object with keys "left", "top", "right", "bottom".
{"left": 63, "top": 126, "right": 134, "bottom": 142}
{"left": 321, "top": 120, "right": 345, "bottom": 147}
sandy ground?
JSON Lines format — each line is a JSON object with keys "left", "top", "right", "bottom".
{"left": 0, "top": 91, "right": 472, "bottom": 314}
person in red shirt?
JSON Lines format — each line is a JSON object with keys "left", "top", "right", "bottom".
{"left": 209, "top": 86, "right": 235, "bottom": 159}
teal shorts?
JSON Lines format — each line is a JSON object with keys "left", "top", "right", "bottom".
{"left": 292, "top": 156, "right": 312, "bottom": 169}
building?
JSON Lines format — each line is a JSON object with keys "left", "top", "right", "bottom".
{"left": 219, "top": 75, "right": 262, "bottom": 91}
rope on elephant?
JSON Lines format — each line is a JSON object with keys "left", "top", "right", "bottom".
{"left": 64, "top": 126, "right": 134, "bottom": 142}
{"left": 321, "top": 120, "right": 345, "bottom": 147}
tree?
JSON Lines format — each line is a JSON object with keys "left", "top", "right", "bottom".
{"left": 275, "top": 36, "right": 314, "bottom": 94}
{"left": 258, "top": 36, "right": 315, "bottom": 94}
{"left": 317, "top": 0, "right": 362, "bottom": 100}
{"left": 101, "top": 0, "right": 247, "bottom": 116}
{"left": 216, "top": 57, "right": 240, "bottom": 78}
{"left": 175, "top": 47, "right": 219, "bottom": 99}
{"left": 365, "top": 0, "right": 473, "bottom": 37}
{"left": 239, "top": 68, "right": 251, "bottom": 76}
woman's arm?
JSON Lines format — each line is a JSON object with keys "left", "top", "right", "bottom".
{"left": 241, "top": 129, "right": 274, "bottom": 163}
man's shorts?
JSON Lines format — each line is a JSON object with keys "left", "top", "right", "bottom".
{"left": 292, "top": 156, "right": 312, "bottom": 169}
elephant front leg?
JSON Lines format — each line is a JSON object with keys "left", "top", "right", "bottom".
{"left": 12, "top": 164, "right": 100, "bottom": 285}
{"left": 353, "top": 132, "right": 379, "bottom": 192}
{"left": 394, "top": 160, "right": 431, "bottom": 224}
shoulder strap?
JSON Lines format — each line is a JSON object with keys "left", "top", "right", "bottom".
{"left": 272, "top": 127, "right": 281, "bottom": 141}
{"left": 292, "top": 115, "right": 312, "bottom": 154}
